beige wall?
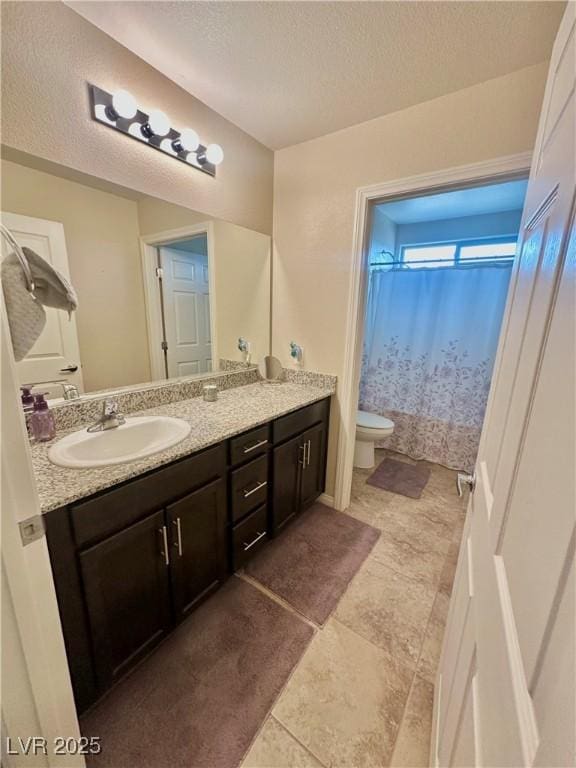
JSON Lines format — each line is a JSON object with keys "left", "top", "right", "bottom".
{"left": 1, "top": 159, "right": 151, "bottom": 392}
{"left": 272, "top": 63, "right": 548, "bottom": 495}
{"left": 137, "top": 197, "right": 208, "bottom": 238}
{"left": 212, "top": 221, "right": 271, "bottom": 364}
{"left": 1, "top": 1, "right": 273, "bottom": 235}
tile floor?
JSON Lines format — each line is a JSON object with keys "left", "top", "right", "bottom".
{"left": 240, "top": 449, "right": 467, "bottom": 768}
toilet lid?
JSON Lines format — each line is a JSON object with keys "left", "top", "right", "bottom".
{"left": 357, "top": 410, "right": 394, "bottom": 430}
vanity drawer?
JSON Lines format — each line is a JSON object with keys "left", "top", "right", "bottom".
{"left": 232, "top": 504, "right": 268, "bottom": 570}
{"left": 272, "top": 398, "right": 329, "bottom": 445}
{"left": 229, "top": 424, "right": 270, "bottom": 467}
{"left": 230, "top": 454, "right": 269, "bottom": 522}
{"left": 71, "top": 443, "right": 226, "bottom": 549}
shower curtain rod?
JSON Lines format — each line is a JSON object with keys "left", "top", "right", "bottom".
{"left": 370, "top": 255, "right": 514, "bottom": 267}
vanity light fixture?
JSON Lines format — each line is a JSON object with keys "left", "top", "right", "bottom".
{"left": 89, "top": 84, "right": 224, "bottom": 177}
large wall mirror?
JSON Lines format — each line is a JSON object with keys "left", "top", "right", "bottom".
{"left": 1, "top": 149, "right": 271, "bottom": 399}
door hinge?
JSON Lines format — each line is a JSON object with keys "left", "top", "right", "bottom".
{"left": 155, "top": 266, "right": 164, "bottom": 279}
{"left": 161, "top": 340, "right": 168, "bottom": 352}
{"left": 19, "top": 514, "right": 45, "bottom": 546}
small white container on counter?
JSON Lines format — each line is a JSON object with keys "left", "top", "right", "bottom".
{"left": 203, "top": 384, "right": 218, "bottom": 402}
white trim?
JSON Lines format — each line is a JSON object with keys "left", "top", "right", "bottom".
{"left": 139, "top": 222, "right": 218, "bottom": 380}
{"left": 317, "top": 492, "right": 335, "bottom": 508}
{"left": 1, "top": 302, "right": 83, "bottom": 766}
{"left": 333, "top": 152, "right": 533, "bottom": 512}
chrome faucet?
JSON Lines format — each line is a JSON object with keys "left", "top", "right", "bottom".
{"left": 29, "top": 380, "right": 80, "bottom": 401}
{"left": 87, "top": 399, "right": 126, "bottom": 432}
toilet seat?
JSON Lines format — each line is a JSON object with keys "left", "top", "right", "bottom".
{"left": 356, "top": 411, "right": 394, "bottom": 431}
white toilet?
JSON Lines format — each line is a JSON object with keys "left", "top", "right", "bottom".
{"left": 354, "top": 410, "right": 395, "bottom": 469}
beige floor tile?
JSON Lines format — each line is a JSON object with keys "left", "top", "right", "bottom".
{"left": 334, "top": 557, "right": 436, "bottom": 673}
{"left": 390, "top": 675, "right": 434, "bottom": 768}
{"left": 273, "top": 619, "right": 411, "bottom": 768}
{"left": 417, "top": 592, "right": 450, "bottom": 685}
{"left": 348, "top": 452, "right": 463, "bottom": 545}
{"left": 368, "top": 514, "right": 450, "bottom": 589}
{"left": 242, "top": 716, "right": 325, "bottom": 768}
{"left": 438, "top": 542, "right": 461, "bottom": 597}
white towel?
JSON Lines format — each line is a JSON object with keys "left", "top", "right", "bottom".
{"left": 1, "top": 247, "right": 78, "bottom": 362}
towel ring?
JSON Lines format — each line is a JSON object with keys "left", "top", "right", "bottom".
{"left": 0, "top": 223, "right": 36, "bottom": 296}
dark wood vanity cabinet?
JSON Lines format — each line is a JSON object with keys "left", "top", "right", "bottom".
{"left": 271, "top": 398, "right": 329, "bottom": 533}
{"left": 45, "top": 397, "right": 330, "bottom": 714}
{"left": 167, "top": 479, "right": 227, "bottom": 622}
{"left": 79, "top": 510, "right": 172, "bottom": 693}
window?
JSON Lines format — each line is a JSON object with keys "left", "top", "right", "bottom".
{"left": 459, "top": 241, "right": 517, "bottom": 262}
{"left": 403, "top": 244, "right": 456, "bottom": 268}
{"left": 400, "top": 237, "right": 517, "bottom": 269}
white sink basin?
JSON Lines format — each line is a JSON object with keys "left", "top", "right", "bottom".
{"left": 48, "top": 416, "right": 191, "bottom": 469}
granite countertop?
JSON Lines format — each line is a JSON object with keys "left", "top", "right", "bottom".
{"left": 31, "top": 381, "right": 335, "bottom": 514}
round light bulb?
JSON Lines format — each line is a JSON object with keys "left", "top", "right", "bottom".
{"left": 147, "top": 109, "right": 171, "bottom": 137}
{"left": 179, "top": 128, "right": 200, "bottom": 152}
{"left": 111, "top": 89, "right": 137, "bottom": 120}
{"left": 205, "top": 143, "right": 224, "bottom": 165}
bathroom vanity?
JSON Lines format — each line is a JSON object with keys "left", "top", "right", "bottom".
{"left": 41, "top": 389, "right": 331, "bottom": 713}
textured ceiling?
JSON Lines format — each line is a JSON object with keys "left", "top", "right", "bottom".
{"left": 67, "top": 1, "right": 564, "bottom": 149}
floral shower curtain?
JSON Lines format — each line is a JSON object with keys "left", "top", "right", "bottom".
{"left": 359, "top": 263, "right": 512, "bottom": 471}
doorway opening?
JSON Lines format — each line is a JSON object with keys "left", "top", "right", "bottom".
{"left": 357, "top": 176, "right": 528, "bottom": 473}
{"left": 334, "top": 154, "right": 532, "bottom": 512}
{"left": 140, "top": 223, "right": 217, "bottom": 382}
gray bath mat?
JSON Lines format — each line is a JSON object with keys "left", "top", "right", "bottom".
{"left": 367, "top": 457, "right": 431, "bottom": 499}
{"left": 245, "top": 502, "right": 380, "bottom": 625}
{"left": 81, "top": 577, "right": 313, "bottom": 768}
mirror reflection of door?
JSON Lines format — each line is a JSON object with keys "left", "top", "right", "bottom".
{"left": 159, "top": 235, "right": 212, "bottom": 378}
{"left": 1, "top": 211, "right": 84, "bottom": 397}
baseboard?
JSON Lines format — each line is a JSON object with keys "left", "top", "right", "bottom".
{"left": 318, "top": 493, "right": 335, "bottom": 508}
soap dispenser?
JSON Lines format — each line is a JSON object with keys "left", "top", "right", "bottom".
{"left": 20, "top": 386, "right": 35, "bottom": 438}
{"left": 30, "top": 393, "right": 56, "bottom": 442}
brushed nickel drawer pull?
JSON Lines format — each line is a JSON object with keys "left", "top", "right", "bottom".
{"left": 243, "top": 439, "right": 268, "bottom": 454}
{"left": 298, "top": 443, "right": 306, "bottom": 465}
{"left": 305, "top": 439, "right": 311, "bottom": 468}
{"left": 173, "top": 517, "right": 183, "bottom": 557}
{"left": 243, "top": 480, "right": 267, "bottom": 498}
{"left": 159, "top": 525, "right": 170, "bottom": 566}
{"left": 243, "top": 530, "right": 266, "bottom": 551}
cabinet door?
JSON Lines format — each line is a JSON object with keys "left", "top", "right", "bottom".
{"left": 272, "top": 433, "right": 304, "bottom": 533}
{"left": 167, "top": 478, "right": 227, "bottom": 622}
{"left": 300, "top": 422, "right": 327, "bottom": 510}
{"left": 79, "top": 510, "right": 171, "bottom": 692}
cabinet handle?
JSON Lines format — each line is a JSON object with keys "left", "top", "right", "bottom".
{"left": 173, "top": 517, "right": 183, "bottom": 557}
{"left": 243, "top": 439, "right": 268, "bottom": 454}
{"left": 243, "top": 530, "right": 267, "bottom": 552}
{"left": 159, "top": 526, "right": 170, "bottom": 566}
{"left": 306, "top": 439, "right": 311, "bottom": 468}
{"left": 243, "top": 480, "right": 267, "bottom": 498}
{"left": 298, "top": 443, "right": 306, "bottom": 465}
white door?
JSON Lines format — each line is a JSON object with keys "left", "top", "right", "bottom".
{"left": 433, "top": 6, "right": 575, "bottom": 767}
{"left": 160, "top": 244, "right": 212, "bottom": 377}
{"left": 1, "top": 212, "right": 84, "bottom": 396}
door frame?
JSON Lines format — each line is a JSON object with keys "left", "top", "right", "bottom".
{"left": 140, "top": 222, "right": 218, "bottom": 380}
{"left": 333, "top": 151, "right": 533, "bottom": 512}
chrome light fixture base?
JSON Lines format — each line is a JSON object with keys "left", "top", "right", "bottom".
{"left": 89, "top": 84, "right": 217, "bottom": 177}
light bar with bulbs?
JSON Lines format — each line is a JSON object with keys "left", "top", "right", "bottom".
{"left": 89, "top": 85, "right": 224, "bottom": 177}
